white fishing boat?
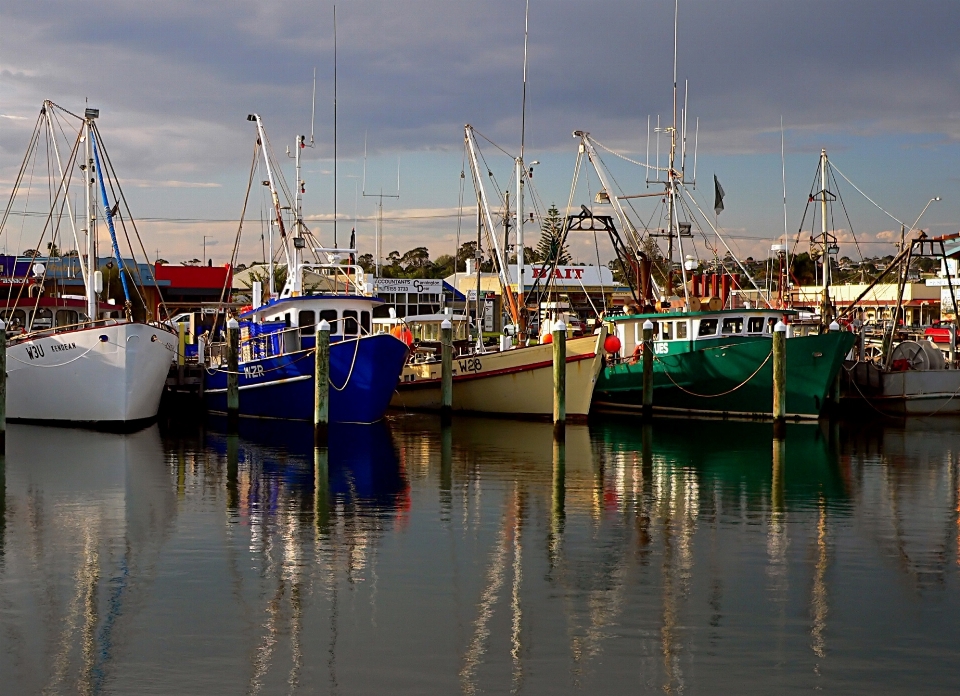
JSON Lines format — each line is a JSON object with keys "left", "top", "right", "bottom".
{"left": 0, "top": 102, "right": 176, "bottom": 425}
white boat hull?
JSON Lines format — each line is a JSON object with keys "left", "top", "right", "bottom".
{"left": 6, "top": 322, "right": 176, "bottom": 424}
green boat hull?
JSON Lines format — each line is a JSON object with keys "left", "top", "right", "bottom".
{"left": 594, "top": 331, "right": 856, "bottom": 419}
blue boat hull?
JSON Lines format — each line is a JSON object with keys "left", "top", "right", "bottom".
{"left": 205, "top": 333, "right": 408, "bottom": 424}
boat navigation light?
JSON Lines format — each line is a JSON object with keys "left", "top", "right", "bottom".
{"left": 683, "top": 256, "right": 697, "bottom": 272}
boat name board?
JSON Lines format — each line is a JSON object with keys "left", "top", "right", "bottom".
{"left": 374, "top": 278, "right": 443, "bottom": 293}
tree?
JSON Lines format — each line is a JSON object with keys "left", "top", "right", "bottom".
{"left": 534, "top": 205, "right": 570, "bottom": 265}
{"left": 46, "top": 241, "right": 61, "bottom": 257}
{"left": 22, "top": 249, "right": 40, "bottom": 258}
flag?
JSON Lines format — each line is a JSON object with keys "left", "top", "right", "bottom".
{"left": 349, "top": 228, "right": 356, "bottom": 265}
{"left": 714, "top": 174, "right": 725, "bottom": 216}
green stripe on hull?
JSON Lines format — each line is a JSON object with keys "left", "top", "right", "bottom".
{"left": 595, "top": 332, "right": 856, "bottom": 418}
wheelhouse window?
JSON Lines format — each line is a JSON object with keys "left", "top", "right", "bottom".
{"left": 298, "top": 310, "right": 316, "bottom": 337}
{"left": 661, "top": 321, "right": 672, "bottom": 341}
{"left": 1, "top": 308, "right": 26, "bottom": 330}
{"left": 360, "top": 311, "right": 371, "bottom": 334}
{"left": 319, "top": 309, "right": 338, "bottom": 334}
{"left": 747, "top": 317, "right": 765, "bottom": 334}
{"left": 343, "top": 310, "right": 359, "bottom": 335}
{"left": 32, "top": 308, "right": 53, "bottom": 331}
{"left": 698, "top": 318, "right": 718, "bottom": 337}
{"left": 676, "top": 321, "right": 688, "bottom": 339}
{"left": 721, "top": 317, "right": 744, "bottom": 335}
{"left": 56, "top": 310, "right": 79, "bottom": 328}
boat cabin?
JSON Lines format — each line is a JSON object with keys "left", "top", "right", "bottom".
{"left": 237, "top": 294, "right": 381, "bottom": 359}
{"left": 607, "top": 308, "right": 794, "bottom": 359}
{"left": 1, "top": 296, "right": 123, "bottom": 338}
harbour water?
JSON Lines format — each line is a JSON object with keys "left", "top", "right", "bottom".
{"left": 1, "top": 414, "right": 959, "bottom": 694}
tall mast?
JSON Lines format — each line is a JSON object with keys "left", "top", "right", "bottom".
{"left": 333, "top": 5, "right": 338, "bottom": 248}
{"left": 249, "top": 113, "right": 291, "bottom": 298}
{"left": 84, "top": 111, "right": 98, "bottom": 320}
{"left": 668, "top": 0, "right": 690, "bottom": 307}
{"left": 516, "top": 0, "right": 530, "bottom": 334}
{"left": 820, "top": 148, "right": 830, "bottom": 325}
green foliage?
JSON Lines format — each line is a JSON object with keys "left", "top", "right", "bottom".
{"left": 534, "top": 205, "right": 570, "bottom": 265}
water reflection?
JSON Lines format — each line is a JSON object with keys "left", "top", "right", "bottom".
{"left": 1, "top": 415, "right": 959, "bottom": 693}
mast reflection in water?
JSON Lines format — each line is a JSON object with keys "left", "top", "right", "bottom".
{"left": 1, "top": 414, "right": 960, "bottom": 694}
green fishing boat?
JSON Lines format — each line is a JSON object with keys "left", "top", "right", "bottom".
{"left": 594, "top": 308, "right": 856, "bottom": 419}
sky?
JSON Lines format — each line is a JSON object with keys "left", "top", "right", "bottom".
{"left": 2, "top": 0, "right": 960, "bottom": 270}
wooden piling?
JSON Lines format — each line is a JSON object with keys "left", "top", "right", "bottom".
{"left": 314, "top": 319, "right": 330, "bottom": 442}
{"left": 553, "top": 320, "right": 566, "bottom": 438}
{"left": 440, "top": 318, "right": 453, "bottom": 423}
{"left": 0, "top": 319, "right": 6, "bottom": 452}
{"left": 773, "top": 320, "right": 787, "bottom": 436}
{"left": 226, "top": 317, "right": 239, "bottom": 429}
{"left": 642, "top": 319, "right": 654, "bottom": 421}
{"left": 177, "top": 320, "right": 186, "bottom": 383}
{"left": 950, "top": 325, "right": 957, "bottom": 368}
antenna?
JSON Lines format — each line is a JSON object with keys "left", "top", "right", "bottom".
{"left": 362, "top": 136, "right": 400, "bottom": 278}
{"left": 310, "top": 67, "right": 316, "bottom": 146}
{"left": 692, "top": 116, "right": 699, "bottom": 186}
{"left": 645, "top": 115, "right": 650, "bottom": 188}
{"left": 781, "top": 115, "right": 789, "bottom": 299}
{"left": 333, "top": 4, "right": 338, "bottom": 247}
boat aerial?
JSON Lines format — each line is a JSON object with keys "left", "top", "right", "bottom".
{"left": 0, "top": 102, "right": 175, "bottom": 425}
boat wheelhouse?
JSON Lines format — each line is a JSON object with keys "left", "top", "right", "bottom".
{"left": 596, "top": 308, "right": 856, "bottom": 420}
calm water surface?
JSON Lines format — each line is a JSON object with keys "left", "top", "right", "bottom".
{"left": 1, "top": 413, "right": 959, "bottom": 694}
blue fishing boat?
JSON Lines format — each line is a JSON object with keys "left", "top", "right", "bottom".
{"left": 204, "top": 295, "right": 409, "bottom": 423}
{"left": 203, "top": 113, "right": 408, "bottom": 424}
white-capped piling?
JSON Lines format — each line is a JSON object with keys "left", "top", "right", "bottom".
{"left": 642, "top": 319, "right": 654, "bottom": 421}
{"left": 553, "top": 320, "right": 566, "bottom": 437}
{"left": 773, "top": 320, "right": 787, "bottom": 433}
{"left": 314, "top": 319, "right": 331, "bottom": 440}
{"left": 226, "top": 317, "right": 240, "bottom": 428}
{"left": 441, "top": 318, "right": 453, "bottom": 422}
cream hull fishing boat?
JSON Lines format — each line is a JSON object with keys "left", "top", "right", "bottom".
{"left": 391, "top": 328, "right": 606, "bottom": 419}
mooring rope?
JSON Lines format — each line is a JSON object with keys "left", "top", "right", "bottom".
{"left": 652, "top": 349, "right": 772, "bottom": 398}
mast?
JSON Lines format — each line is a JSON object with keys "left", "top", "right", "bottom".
{"left": 465, "top": 125, "right": 519, "bottom": 325}
{"left": 249, "top": 113, "right": 292, "bottom": 298}
{"left": 83, "top": 111, "right": 98, "bottom": 320}
{"left": 43, "top": 103, "right": 87, "bottom": 290}
{"left": 333, "top": 5, "right": 338, "bottom": 248}
{"left": 516, "top": 0, "right": 530, "bottom": 336}
{"left": 667, "top": 0, "right": 690, "bottom": 307}
{"left": 819, "top": 148, "right": 830, "bottom": 325}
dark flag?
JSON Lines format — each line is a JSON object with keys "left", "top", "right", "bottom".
{"left": 349, "top": 228, "right": 356, "bottom": 265}
{"left": 714, "top": 174, "right": 725, "bottom": 216}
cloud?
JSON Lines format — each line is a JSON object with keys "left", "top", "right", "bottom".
{"left": 2, "top": 0, "right": 960, "bottom": 262}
